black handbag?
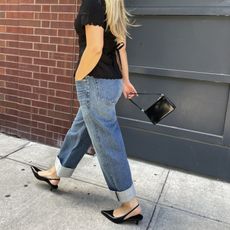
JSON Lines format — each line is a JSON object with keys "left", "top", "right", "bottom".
{"left": 113, "top": 44, "right": 176, "bottom": 124}
{"left": 129, "top": 92, "right": 176, "bottom": 125}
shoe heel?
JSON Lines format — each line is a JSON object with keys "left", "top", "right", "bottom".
{"left": 50, "top": 185, "right": 58, "bottom": 191}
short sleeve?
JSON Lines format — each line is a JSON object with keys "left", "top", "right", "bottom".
{"left": 80, "top": 0, "right": 106, "bottom": 28}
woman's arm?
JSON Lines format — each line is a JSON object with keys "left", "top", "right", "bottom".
{"left": 117, "top": 38, "right": 137, "bottom": 99}
{"left": 75, "top": 25, "right": 104, "bottom": 81}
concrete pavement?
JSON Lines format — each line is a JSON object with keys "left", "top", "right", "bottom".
{"left": 1, "top": 132, "right": 230, "bottom": 230}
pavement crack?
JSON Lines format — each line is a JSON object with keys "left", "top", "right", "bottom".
{"left": 158, "top": 203, "right": 230, "bottom": 227}
{"left": 146, "top": 169, "right": 170, "bottom": 230}
{"left": 1, "top": 142, "right": 30, "bottom": 159}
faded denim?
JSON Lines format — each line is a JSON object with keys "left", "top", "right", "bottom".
{"left": 55, "top": 75, "right": 136, "bottom": 203}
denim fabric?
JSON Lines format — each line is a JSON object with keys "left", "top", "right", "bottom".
{"left": 55, "top": 76, "right": 136, "bottom": 203}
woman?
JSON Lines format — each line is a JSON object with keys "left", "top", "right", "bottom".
{"left": 31, "top": 0, "right": 143, "bottom": 225}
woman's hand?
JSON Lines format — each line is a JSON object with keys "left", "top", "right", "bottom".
{"left": 122, "top": 80, "right": 138, "bottom": 99}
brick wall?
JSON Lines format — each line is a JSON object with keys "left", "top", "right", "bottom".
{"left": 0, "top": 0, "right": 80, "bottom": 147}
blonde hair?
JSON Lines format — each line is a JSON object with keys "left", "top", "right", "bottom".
{"left": 104, "top": 0, "right": 134, "bottom": 42}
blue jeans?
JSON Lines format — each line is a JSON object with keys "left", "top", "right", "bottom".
{"left": 55, "top": 75, "right": 136, "bottom": 203}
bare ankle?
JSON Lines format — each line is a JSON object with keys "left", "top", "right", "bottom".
{"left": 122, "top": 197, "right": 139, "bottom": 208}
{"left": 50, "top": 166, "right": 58, "bottom": 176}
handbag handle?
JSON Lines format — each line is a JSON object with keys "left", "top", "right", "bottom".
{"left": 128, "top": 92, "right": 164, "bottom": 112}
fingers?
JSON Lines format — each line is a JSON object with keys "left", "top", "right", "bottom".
{"left": 122, "top": 82, "right": 138, "bottom": 99}
{"left": 127, "top": 92, "right": 138, "bottom": 99}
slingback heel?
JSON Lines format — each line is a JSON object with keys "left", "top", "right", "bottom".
{"left": 101, "top": 203, "right": 143, "bottom": 225}
{"left": 31, "top": 166, "right": 60, "bottom": 191}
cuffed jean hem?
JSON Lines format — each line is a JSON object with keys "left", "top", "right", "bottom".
{"left": 55, "top": 157, "right": 74, "bottom": 178}
{"left": 110, "top": 183, "right": 136, "bottom": 203}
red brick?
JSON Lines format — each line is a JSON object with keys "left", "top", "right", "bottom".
{"left": 17, "top": 5, "right": 41, "bottom": 12}
{"left": 51, "top": 5, "right": 75, "bottom": 12}
{"left": 0, "top": 26, "right": 6, "bottom": 32}
{"left": 58, "top": 13, "right": 75, "bottom": 21}
{"left": 49, "top": 67, "right": 73, "bottom": 77}
{"left": 41, "top": 36, "right": 49, "bottom": 43}
{"left": 37, "top": 122, "right": 46, "bottom": 130}
{"left": 41, "top": 66, "right": 48, "bottom": 73}
{"left": 18, "top": 84, "right": 32, "bottom": 92}
{"left": 0, "top": 60, "right": 18, "bottom": 69}
{"left": 40, "top": 81, "right": 48, "bottom": 88}
{"left": 5, "top": 0, "right": 34, "bottom": 3}
{"left": 47, "top": 123, "right": 68, "bottom": 133}
{"left": 32, "top": 114, "right": 53, "bottom": 124}
{"left": 32, "top": 100, "right": 54, "bottom": 110}
{"left": 45, "top": 138, "right": 62, "bottom": 147}
{"left": 0, "top": 40, "right": 6, "bottom": 47}
{"left": 53, "top": 118, "right": 71, "bottom": 128}
{"left": 34, "top": 58, "right": 56, "bottom": 67}
{"left": 47, "top": 110, "right": 72, "bottom": 121}
{"left": 39, "top": 108, "right": 47, "bottom": 116}
{"left": 6, "top": 69, "right": 32, "bottom": 78}
{"left": 1, "top": 0, "right": 80, "bottom": 148}
{"left": 18, "top": 117, "right": 32, "bottom": 126}
{"left": 0, "top": 11, "right": 5, "bottom": 19}
{"left": 18, "top": 90, "right": 39, "bottom": 100}
{"left": 56, "top": 76, "right": 73, "bottom": 84}
{"left": 19, "top": 56, "right": 33, "bottom": 64}
{"left": 42, "top": 5, "right": 51, "bottom": 12}
{"left": 18, "top": 63, "right": 40, "bottom": 72}
{"left": 33, "top": 72, "right": 56, "bottom": 81}
{"left": 5, "top": 108, "right": 18, "bottom": 116}
{"left": 2, "top": 101, "right": 31, "bottom": 112}
{"left": 0, "top": 68, "right": 5, "bottom": 75}
{"left": 18, "top": 34, "right": 40, "bottom": 43}
{"left": 49, "top": 82, "right": 72, "bottom": 91}
{"left": 59, "top": 0, "right": 76, "bottom": 4}
{"left": 6, "top": 55, "right": 18, "bottom": 62}
{"left": 6, "top": 26, "right": 33, "bottom": 35}
{"left": 33, "top": 86, "right": 55, "bottom": 96}
{"left": 21, "top": 98, "right": 32, "bottom": 106}
{"left": 39, "top": 95, "right": 48, "bottom": 102}
{"left": 58, "top": 29, "right": 75, "bottom": 37}
{"left": 57, "top": 60, "right": 73, "bottom": 69}
{"left": 18, "top": 111, "right": 31, "bottom": 119}
{"left": 35, "top": 12, "right": 57, "bottom": 20}
{"left": 18, "top": 78, "right": 39, "bottom": 86}
{"left": 55, "top": 90, "right": 73, "bottom": 99}
{"left": 7, "top": 41, "right": 33, "bottom": 49}
{"left": 6, "top": 12, "right": 34, "bottom": 19}
{"left": 36, "top": 0, "right": 58, "bottom": 4}
{"left": 35, "top": 28, "right": 57, "bottom": 36}
{"left": 50, "top": 37, "right": 74, "bottom": 46}
{"left": 0, "top": 54, "right": 5, "bottom": 61}
{"left": 51, "top": 21, "right": 73, "bottom": 29}
{"left": 5, "top": 95, "right": 20, "bottom": 103}
{"left": 49, "top": 52, "right": 75, "bottom": 61}
{"left": 41, "top": 21, "right": 50, "bottom": 28}
{"left": 31, "top": 127, "right": 53, "bottom": 138}
{"left": 6, "top": 81, "right": 18, "bottom": 89}
{"left": 34, "top": 43, "right": 56, "bottom": 52}
{"left": 40, "top": 52, "right": 49, "bottom": 58}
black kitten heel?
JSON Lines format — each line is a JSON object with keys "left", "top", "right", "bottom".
{"left": 101, "top": 203, "right": 143, "bottom": 225}
{"left": 31, "top": 166, "right": 60, "bottom": 191}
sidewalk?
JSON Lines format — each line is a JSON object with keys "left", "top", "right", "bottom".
{"left": 1, "top": 132, "right": 230, "bottom": 230}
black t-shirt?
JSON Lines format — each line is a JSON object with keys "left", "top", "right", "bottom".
{"left": 74, "top": 0, "right": 123, "bottom": 79}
